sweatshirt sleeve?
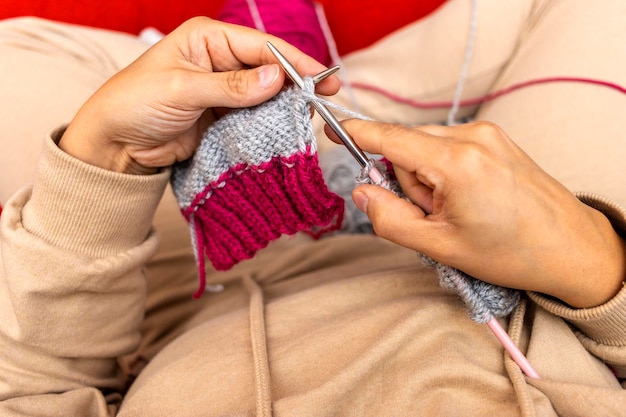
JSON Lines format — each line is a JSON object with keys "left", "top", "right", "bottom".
{"left": 0, "top": 127, "right": 170, "bottom": 416}
{"left": 528, "top": 193, "right": 626, "bottom": 383}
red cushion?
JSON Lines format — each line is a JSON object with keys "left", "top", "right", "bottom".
{"left": 0, "top": 0, "right": 445, "bottom": 55}
{"left": 0, "top": 0, "right": 226, "bottom": 35}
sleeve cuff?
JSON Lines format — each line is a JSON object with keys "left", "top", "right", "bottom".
{"left": 21, "top": 126, "right": 171, "bottom": 257}
{"left": 528, "top": 192, "right": 626, "bottom": 347}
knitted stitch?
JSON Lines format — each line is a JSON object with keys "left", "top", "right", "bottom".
{"left": 419, "top": 255, "right": 520, "bottom": 323}
{"left": 320, "top": 146, "right": 373, "bottom": 234}
{"left": 172, "top": 85, "right": 344, "bottom": 298}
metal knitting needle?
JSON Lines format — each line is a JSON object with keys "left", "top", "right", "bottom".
{"left": 267, "top": 41, "right": 388, "bottom": 186}
{"left": 311, "top": 65, "right": 340, "bottom": 84}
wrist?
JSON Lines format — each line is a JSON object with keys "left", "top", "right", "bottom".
{"left": 30, "top": 129, "right": 170, "bottom": 256}
{"left": 551, "top": 204, "right": 626, "bottom": 308}
{"left": 59, "top": 121, "right": 157, "bottom": 175}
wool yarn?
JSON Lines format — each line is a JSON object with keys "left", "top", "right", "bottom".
{"left": 419, "top": 255, "right": 520, "bottom": 323}
{"left": 171, "top": 84, "right": 344, "bottom": 298}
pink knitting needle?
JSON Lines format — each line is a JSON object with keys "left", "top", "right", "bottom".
{"left": 487, "top": 317, "right": 540, "bottom": 379}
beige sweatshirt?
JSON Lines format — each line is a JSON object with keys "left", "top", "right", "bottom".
{"left": 0, "top": 128, "right": 625, "bottom": 416}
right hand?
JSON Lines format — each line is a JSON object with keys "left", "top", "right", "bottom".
{"left": 334, "top": 120, "right": 626, "bottom": 308}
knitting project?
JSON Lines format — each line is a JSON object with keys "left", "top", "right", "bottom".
{"left": 172, "top": 80, "right": 520, "bottom": 323}
{"left": 171, "top": 85, "right": 344, "bottom": 298}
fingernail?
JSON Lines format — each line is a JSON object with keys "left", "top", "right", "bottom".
{"left": 353, "top": 191, "right": 369, "bottom": 213}
{"left": 258, "top": 64, "right": 279, "bottom": 89}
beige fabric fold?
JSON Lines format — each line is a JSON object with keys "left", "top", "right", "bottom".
{"left": 243, "top": 274, "right": 273, "bottom": 417}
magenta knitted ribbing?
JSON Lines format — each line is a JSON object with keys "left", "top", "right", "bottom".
{"left": 184, "top": 148, "right": 343, "bottom": 273}
{"left": 172, "top": 86, "right": 344, "bottom": 298}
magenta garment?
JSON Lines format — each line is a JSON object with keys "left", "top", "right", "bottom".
{"left": 218, "top": 0, "right": 330, "bottom": 65}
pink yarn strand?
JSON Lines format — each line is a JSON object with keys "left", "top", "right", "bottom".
{"left": 350, "top": 76, "right": 626, "bottom": 110}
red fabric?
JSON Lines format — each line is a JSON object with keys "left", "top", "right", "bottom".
{"left": 0, "top": 0, "right": 446, "bottom": 54}
{"left": 0, "top": 0, "right": 226, "bottom": 35}
{"left": 183, "top": 148, "right": 343, "bottom": 298}
{"left": 219, "top": 0, "right": 330, "bottom": 64}
{"left": 317, "top": 0, "right": 446, "bottom": 56}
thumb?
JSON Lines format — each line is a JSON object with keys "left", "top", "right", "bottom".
{"left": 352, "top": 184, "right": 429, "bottom": 249}
{"left": 189, "top": 64, "right": 283, "bottom": 109}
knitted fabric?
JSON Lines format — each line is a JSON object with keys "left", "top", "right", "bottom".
{"left": 419, "top": 255, "right": 520, "bottom": 323}
{"left": 320, "top": 146, "right": 374, "bottom": 234}
{"left": 172, "top": 85, "right": 344, "bottom": 298}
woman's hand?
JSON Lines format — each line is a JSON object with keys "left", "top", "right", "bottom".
{"left": 336, "top": 120, "right": 626, "bottom": 308}
{"left": 60, "top": 17, "right": 339, "bottom": 174}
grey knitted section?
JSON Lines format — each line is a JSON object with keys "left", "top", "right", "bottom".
{"left": 420, "top": 254, "right": 521, "bottom": 323}
{"left": 320, "top": 148, "right": 405, "bottom": 234}
{"left": 319, "top": 146, "right": 373, "bottom": 234}
{"left": 171, "top": 86, "right": 314, "bottom": 209}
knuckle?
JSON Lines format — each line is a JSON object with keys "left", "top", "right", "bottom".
{"left": 370, "top": 218, "right": 387, "bottom": 239}
{"left": 378, "top": 123, "right": 417, "bottom": 153}
{"left": 455, "top": 141, "right": 490, "bottom": 169}
{"left": 386, "top": 123, "right": 415, "bottom": 139}
{"left": 447, "top": 121, "right": 506, "bottom": 167}
{"left": 224, "top": 71, "right": 250, "bottom": 104}
{"left": 468, "top": 120, "right": 499, "bottom": 133}
{"left": 369, "top": 205, "right": 394, "bottom": 238}
{"left": 167, "top": 71, "right": 187, "bottom": 95}
{"left": 465, "top": 121, "right": 504, "bottom": 145}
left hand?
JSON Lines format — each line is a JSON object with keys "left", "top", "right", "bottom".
{"left": 60, "top": 17, "right": 339, "bottom": 174}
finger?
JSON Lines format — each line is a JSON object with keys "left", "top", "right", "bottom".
{"left": 183, "top": 64, "right": 285, "bottom": 109}
{"left": 324, "top": 121, "right": 436, "bottom": 212}
{"left": 181, "top": 17, "right": 341, "bottom": 96}
{"left": 340, "top": 119, "right": 449, "bottom": 174}
{"left": 352, "top": 183, "right": 432, "bottom": 251}
{"left": 394, "top": 167, "right": 435, "bottom": 214}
